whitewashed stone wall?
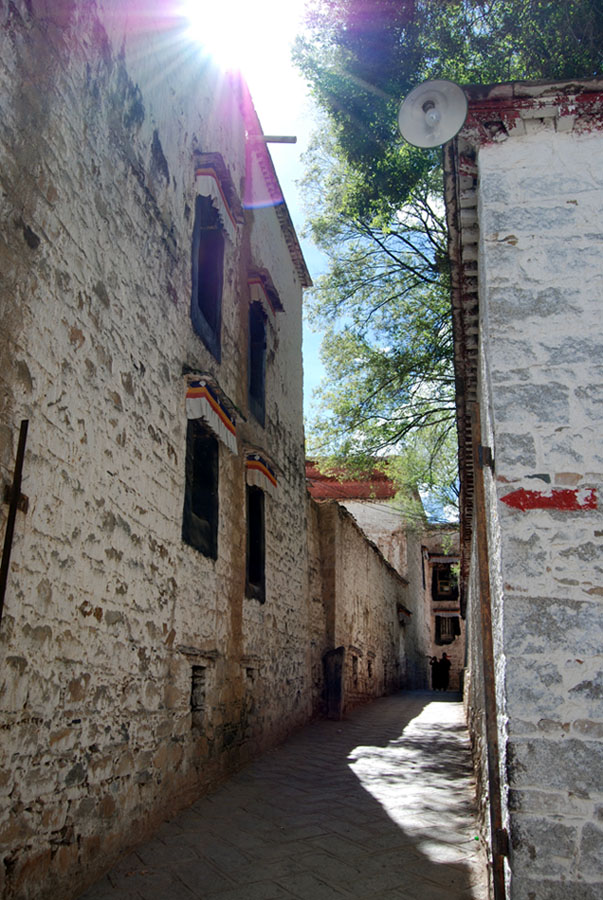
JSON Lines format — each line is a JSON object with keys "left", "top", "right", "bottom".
{"left": 472, "top": 124, "right": 603, "bottom": 899}
{"left": 341, "top": 500, "right": 409, "bottom": 576}
{"left": 0, "top": 3, "right": 311, "bottom": 898}
{"left": 307, "top": 501, "right": 409, "bottom": 711}
{"left": 403, "top": 530, "right": 431, "bottom": 688}
{"left": 339, "top": 502, "right": 458, "bottom": 689}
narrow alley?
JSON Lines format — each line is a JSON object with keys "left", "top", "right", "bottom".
{"left": 80, "top": 692, "right": 488, "bottom": 900}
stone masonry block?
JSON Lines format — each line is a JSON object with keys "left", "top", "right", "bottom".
{"left": 508, "top": 787, "right": 590, "bottom": 818}
{"left": 500, "top": 530, "right": 549, "bottom": 582}
{"left": 515, "top": 172, "right": 602, "bottom": 198}
{"left": 512, "top": 879, "right": 603, "bottom": 900}
{"left": 493, "top": 381, "right": 569, "bottom": 425}
{"left": 510, "top": 813, "right": 577, "bottom": 878}
{"left": 545, "top": 336, "right": 603, "bottom": 367}
{"left": 573, "top": 383, "right": 603, "bottom": 423}
{"left": 482, "top": 204, "right": 579, "bottom": 235}
{"left": 541, "top": 430, "right": 586, "bottom": 467}
{"left": 486, "top": 286, "right": 579, "bottom": 326}
{"left": 580, "top": 822, "right": 603, "bottom": 879}
{"left": 495, "top": 432, "right": 537, "bottom": 468}
{"left": 568, "top": 671, "right": 603, "bottom": 719}
{"left": 504, "top": 595, "right": 603, "bottom": 657}
{"left": 505, "top": 657, "right": 565, "bottom": 720}
{"left": 507, "top": 737, "right": 603, "bottom": 795}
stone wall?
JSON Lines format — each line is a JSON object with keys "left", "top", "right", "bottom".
{"left": 339, "top": 504, "right": 461, "bottom": 691}
{"left": 339, "top": 501, "right": 446, "bottom": 690}
{"left": 402, "top": 530, "right": 431, "bottom": 689}
{"left": 0, "top": 3, "right": 311, "bottom": 898}
{"left": 341, "top": 500, "right": 408, "bottom": 576}
{"left": 473, "top": 122, "right": 603, "bottom": 898}
{"left": 307, "top": 501, "right": 409, "bottom": 714}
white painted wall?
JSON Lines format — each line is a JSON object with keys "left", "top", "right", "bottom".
{"left": 0, "top": 4, "right": 311, "bottom": 897}
{"left": 472, "top": 123, "right": 603, "bottom": 899}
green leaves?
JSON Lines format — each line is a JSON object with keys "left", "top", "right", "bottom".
{"left": 299, "top": 0, "right": 603, "bottom": 519}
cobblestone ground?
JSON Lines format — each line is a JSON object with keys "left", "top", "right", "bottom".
{"left": 80, "top": 691, "right": 489, "bottom": 900}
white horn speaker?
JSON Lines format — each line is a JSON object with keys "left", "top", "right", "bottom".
{"left": 398, "top": 80, "right": 468, "bottom": 148}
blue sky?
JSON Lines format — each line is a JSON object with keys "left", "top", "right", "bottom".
{"left": 182, "top": 0, "right": 328, "bottom": 416}
{"left": 235, "top": 15, "right": 328, "bottom": 418}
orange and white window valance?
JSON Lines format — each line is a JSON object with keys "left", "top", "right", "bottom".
{"left": 194, "top": 152, "right": 244, "bottom": 244}
{"left": 186, "top": 377, "right": 237, "bottom": 454}
{"left": 245, "top": 452, "right": 277, "bottom": 497}
{"left": 248, "top": 268, "right": 283, "bottom": 323}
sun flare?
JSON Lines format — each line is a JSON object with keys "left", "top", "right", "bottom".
{"left": 180, "top": 0, "right": 302, "bottom": 79}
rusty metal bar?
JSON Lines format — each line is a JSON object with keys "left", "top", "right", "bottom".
{"left": 470, "top": 402, "right": 507, "bottom": 900}
{"left": 0, "top": 419, "right": 29, "bottom": 626}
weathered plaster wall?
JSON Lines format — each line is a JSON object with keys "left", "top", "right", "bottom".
{"left": 475, "top": 124, "right": 603, "bottom": 899}
{"left": 338, "top": 501, "right": 442, "bottom": 690}
{"left": 403, "top": 530, "right": 430, "bottom": 689}
{"left": 307, "top": 501, "right": 408, "bottom": 712}
{"left": 0, "top": 3, "right": 311, "bottom": 898}
{"left": 305, "top": 498, "right": 329, "bottom": 714}
{"left": 340, "top": 500, "right": 408, "bottom": 576}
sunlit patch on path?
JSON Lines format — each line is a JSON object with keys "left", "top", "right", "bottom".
{"left": 81, "top": 692, "right": 488, "bottom": 900}
{"left": 348, "top": 698, "right": 486, "bottom": 876}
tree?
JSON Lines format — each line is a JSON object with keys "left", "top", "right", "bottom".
{"left": 296, "top": 0, "right": 603, "bottom": 518}
{"left": 303, "top": 126, "right": 453, "bottom": 451}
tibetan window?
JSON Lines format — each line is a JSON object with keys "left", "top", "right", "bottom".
{"left": 191, "top": 195, "right": 224, "bottom": 362}
{"left": 246, "top": 485, "right": 265, "bottom": 602}
{"left": 182, "top": 419, "right": 219, "bottom": 559}
{"left": 248, "top": 301, "right": 267, "bottom": 426}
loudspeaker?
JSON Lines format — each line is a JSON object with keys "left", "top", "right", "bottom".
{"left": 398, "top": 80, "right": 468, "bottom": 148}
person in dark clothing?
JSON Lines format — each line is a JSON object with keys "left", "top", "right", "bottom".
{"left": 430, "top": 656, "right": 441, "bottom": 691}
{"left": 440, "top": 652, "right": 452, "bottom": 691}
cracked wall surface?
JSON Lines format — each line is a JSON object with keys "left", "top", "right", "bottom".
{"left": 0, "top": 2, "right": 313, "bottom": 897}
{"left": 468, "top": 114, "right": 603, "bottom": 899}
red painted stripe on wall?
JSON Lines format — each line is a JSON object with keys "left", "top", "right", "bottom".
{"left": 501, "top": 487, "right": 597, "bottom": 511}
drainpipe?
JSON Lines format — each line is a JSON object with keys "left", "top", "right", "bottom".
{"left": 471, "top": 402, "right": 508, "bottom": 900}
{"left": 0, "top": 420, "right": 29, "bottom": 626}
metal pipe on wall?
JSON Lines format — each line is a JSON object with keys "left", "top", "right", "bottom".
{"left": 470, "top": 402, "right": 508, "bottom": 900}
{"left": 0, "top": 419, "right": 29, "bottom": 626}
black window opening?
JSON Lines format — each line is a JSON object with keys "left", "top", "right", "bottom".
{"left": 435, "top": 615, "right": 461, "bottom": 645}
{"left": 431, "top": 563, "right": 459, "bottom": 604}
{"left": 191, "top": 195, "right": 224, "bottom": 361}
{"left": 182, "top": 420, "right": 219, "bottom": 559}
{"left": 246, "top": 485, "right": 265, "bottom": 602}
{"left": 190, "top": 665, "right": 206, "bottom": 731}
{"left": 248, "top": 302, "right": 267, "bottom": 426}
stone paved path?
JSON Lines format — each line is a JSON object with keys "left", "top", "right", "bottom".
{"left": 80, "top": 692, "right": 489, "bottom": 900}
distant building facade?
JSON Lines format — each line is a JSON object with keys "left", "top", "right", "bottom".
{"left": 306, "top": 463, "right": 463, "bottom": 691}
{"left": 422, "top": 531, "right": 463, "bottom": 692}
{"left": 446, "top": 79, "right": 603, "bottom": 899}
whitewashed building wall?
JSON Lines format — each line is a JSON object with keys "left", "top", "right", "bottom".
{"left": 448, "top": 83, "right": 603, "bottom": 900}
{"left": 0, "top": 3, "right": 311, "bottom": 898}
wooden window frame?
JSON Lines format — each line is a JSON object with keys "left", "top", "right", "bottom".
{"left": 191, "top": 195, "right": 224, "bottom": 361}
{"left": 182, "top": 420, "right": 219, "bottom": 559}
{"left": 246, "top": 484, "right": 265, "bottom": 602}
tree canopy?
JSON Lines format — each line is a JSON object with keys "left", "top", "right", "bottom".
{"left": 296, "top": 0, "right": 603, "bottom": 520}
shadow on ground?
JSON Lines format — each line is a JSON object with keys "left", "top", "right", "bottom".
{"left": 80, "top": 691, "right": 487, "bottom": 900}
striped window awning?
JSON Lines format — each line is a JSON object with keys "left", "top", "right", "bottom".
{"left": 245, "top": 452, "right": 277, "bottom": 497}
{"left": 248, "top": 269, "right": 283, "bottom": 323}
{"left": 186, "top": 378, "right": 237, "bottom": 454}
{"left": 194, "top": 153, "right": 244, "bottom": 244}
